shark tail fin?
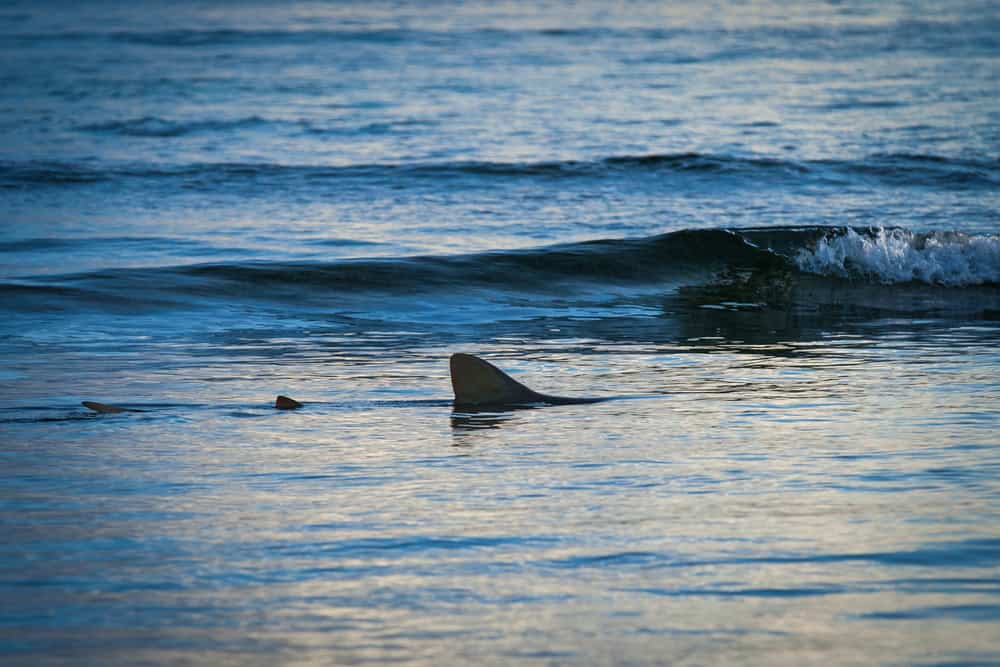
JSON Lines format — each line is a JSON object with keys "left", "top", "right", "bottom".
{"left": 449, "top": 353, "right": 546, "bottom": 407}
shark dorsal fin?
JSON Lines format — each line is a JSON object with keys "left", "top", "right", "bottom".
{"left": 450, "top": 353, "right": 546, "bottom": 406}
{"left": 81, "top": 401, "right": 127, "bottom": 414}
{"left": 275, "top": 395, "right": 302, "bottom": 410}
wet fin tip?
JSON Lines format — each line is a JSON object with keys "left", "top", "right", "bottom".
{"left": 275, "top": 395, "right": 303, "bottom": 410}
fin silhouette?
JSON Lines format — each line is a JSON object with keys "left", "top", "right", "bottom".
{"left": 82, "top": 355, "right": 607, "bottom": 415}
{"left": 450, "top": 353, "right": 605, "bottom": 407}
{"left": 275, "top": 395, "right": 302, "bottom": 410}
{"left": 81, "top": 401, "right": 130, "bottom": 414}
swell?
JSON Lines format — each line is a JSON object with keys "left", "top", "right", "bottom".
{"left": 2, "top": 228, "right": 996, "bottom": 315}
{"left": 78, "top": 116, "right": 274, "bottom": 138}
{"left": 0, "top": 235, "right": 215, "bottom": 254}
{"left": 2, "top": 153, "right": 996, "bottom": 189}
{"left": 8, "top": 17, "right": 997, "bottom": 55}
{"left": 179, "top": 229, "right": 763, "bottom": 291}
{"left": 0, "top": 229, "right": 762, "bottom": 312}
{"left": 76, "top": 116, "right": 436, "bottom": 139}
{"left": 0, "top": 282, "right": 181, "bottom": 312}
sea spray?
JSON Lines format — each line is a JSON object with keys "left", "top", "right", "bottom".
{"left": 795, "top": 227, "right": 1000, "bottom": 286}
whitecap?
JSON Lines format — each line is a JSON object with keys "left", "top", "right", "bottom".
{"left": 795, "top": 227, "right": 1000, "bottom": 287}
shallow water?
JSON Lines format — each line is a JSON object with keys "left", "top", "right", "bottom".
{"left": 1, "top": 1, "right": 999, "bottom": 665}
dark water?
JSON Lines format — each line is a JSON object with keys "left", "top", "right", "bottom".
{"left": 1, "top": 1, "right": 999, "bottom": 665}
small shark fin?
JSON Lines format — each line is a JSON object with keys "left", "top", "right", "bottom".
{"left": 275, "top": 395, "right": 303, "bottom": 410}
{"left": 81, "top": 401, "right": 127, "bottom": 414}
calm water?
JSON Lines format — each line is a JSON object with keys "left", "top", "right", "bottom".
{"left": 1, "top": 1, "right": 999, "bottom": 665}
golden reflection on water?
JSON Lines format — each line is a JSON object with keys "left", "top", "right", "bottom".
{"left": 3, "top": 324, "right": 997, "bottom": 665}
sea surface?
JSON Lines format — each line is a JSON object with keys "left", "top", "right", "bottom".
{"left": 1, "top": 1, "right": 999, "bottom": 665}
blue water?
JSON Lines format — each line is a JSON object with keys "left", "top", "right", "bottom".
{"left": 1, "top": 1, "right": 999, "bottom": 664}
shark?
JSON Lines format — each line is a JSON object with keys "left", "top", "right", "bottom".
{"left": 81, "top": 396, "right": 302, "bottom": 413}
{"left": 81, "top": 353, "right": 605, "bottom": 414}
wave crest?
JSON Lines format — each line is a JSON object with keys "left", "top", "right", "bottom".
{"left": 78, "top": 116, "right": 270, "bottom": 138}
{"left": 795, "top": 228, "right": 1000, "bottom": 287}
{"left": 2, "top": 153, "right": 996, "bottom": 190}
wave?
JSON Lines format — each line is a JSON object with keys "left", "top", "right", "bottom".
{"left": 175, "top": 229, "right": 763, "bottom": 291}
{"left": 0, "top": 235, "right": 223, "bottom": 260}
{"left": 795, "top": 227, "right": 1000, "bottom": 287}
{"left": 845, "top": 153, "right": 1000, "bottom": 188}
{"left": 0, "top": 161, "right": 110, "bottom": 186}
{"left": 0, "top": 281, "right": 179, "bottom": 313}
{"left": 3, "top": 228, "right": 997, "bottom": 318}
{"left": 2, "top": 152, "right": 996, "bottom": 190}
{"left": 5, "top": 28, "right": 429, "bottom": 48}
{"left": 9, "top": 15, "right": 997, "bottom": 55}
{"left": 78, "top": 116, "right": 272, "bottom": 138}
{"left": 110, "top": 28, "right": 444, "bottom": 48}
{"left": 75, "top": 115, "right": 434, "bottom": 138}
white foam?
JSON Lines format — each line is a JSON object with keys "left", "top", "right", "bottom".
{"left": 795, "top": 227, "right": 1000, "bottom": 287}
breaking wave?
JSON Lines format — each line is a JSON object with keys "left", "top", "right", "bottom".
{"left": 2, "top": 227, "right": 997, "bottom": 317}
{"left": 795, "top": 227, "right": 1000, "bottom": 287}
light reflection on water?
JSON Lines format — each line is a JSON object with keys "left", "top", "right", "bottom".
{"left": 2, "top": 320, "right": 997, "bottom": 665}
{"left": 1, "top": 0, "right": 998, "bottom": 660}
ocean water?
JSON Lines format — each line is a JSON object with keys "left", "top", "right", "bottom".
{"left": 1, "top": 0, "right": 999, "bottom": 664}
